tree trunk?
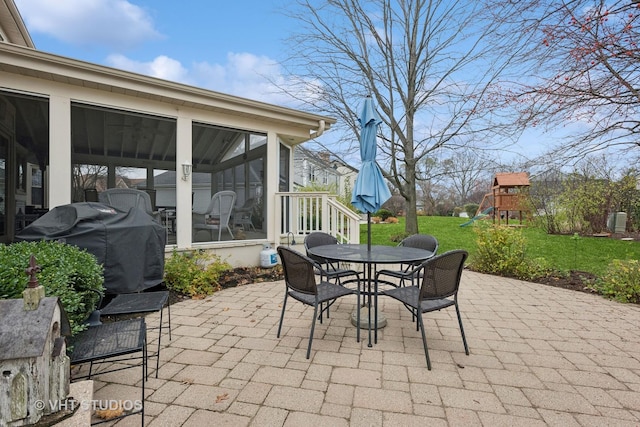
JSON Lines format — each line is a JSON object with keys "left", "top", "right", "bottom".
{"left": 404, "top": 169, "right": 419, "bottom": 235}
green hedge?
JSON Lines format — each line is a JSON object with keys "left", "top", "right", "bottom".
{"left": 0, "top": 241, "right": 104, "bottom": 335}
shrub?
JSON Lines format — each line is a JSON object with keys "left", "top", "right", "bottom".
{"left": 592, "top": 259, "right": 640, "bottom": 303}
{"left": 164, "top": 249, "right": 232, "bottom": 298}
{"left": 389, "top": 232, "right": 410, "bottom": 243}
{"left": 0, "top": 240, "right": 104, "bottom": 336}
{"left": 386, "top": 217, "right": 399, "bottom": 224}
{"left": 464, "top": 203, "right": 479, "bottom": 218}
{"left": 371, "top": 216, "right": 382, "bottom": 224}
{"left": 471, "top": 224, "right": 550, "bottom": 281}
{"left": 374, "top": 209, "right": 393, "bottom": 221}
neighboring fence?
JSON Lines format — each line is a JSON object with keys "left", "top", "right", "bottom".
{"left": 275, "top": 192, "right": 361, "bottom": 244}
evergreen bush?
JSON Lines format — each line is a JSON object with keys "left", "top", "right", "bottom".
{"left": 464, "top": 203, "right": 479, "bottom": 218}
{"left": 374, "top": 209, "right": 393, "bottom": 221}
{"left": 0, "top": 240, "right": 104, "bottom": 336}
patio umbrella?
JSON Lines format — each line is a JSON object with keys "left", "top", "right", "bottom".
{"left": 351, "top": 96, "right": 392, "bottom": 251}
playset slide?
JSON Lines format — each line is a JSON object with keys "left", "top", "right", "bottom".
{"left": 459, "top": 206, "right": 494, "bottom": 227}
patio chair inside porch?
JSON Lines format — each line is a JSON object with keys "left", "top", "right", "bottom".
{"left": 99, "top": 188, "right": 161, "bottom": 223}
{"left": 192, "top": 190, "right": 236, "bottom": 241}
{"left": 232, "top": 197, "right": 257, "bottom": 231}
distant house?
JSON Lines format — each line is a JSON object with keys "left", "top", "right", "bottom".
{"left": 331, "top": 157, "right": 358, "bottom": 199}
{"left": 293, "top": 146, "right": 358, "bottom": 198}
{"left": 0, "top": 0, "right": 336, "bottom": 265}
{"left": 293, "top": 146, "right": 340, "bottom": 189}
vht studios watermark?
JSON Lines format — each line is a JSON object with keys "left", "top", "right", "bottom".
{"left": 34, "top": 399, "right": 143, "bottom": 412}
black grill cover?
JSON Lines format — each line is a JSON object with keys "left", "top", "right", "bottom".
{"left": 16, "top": 202, "right": 166, "bottom": 294}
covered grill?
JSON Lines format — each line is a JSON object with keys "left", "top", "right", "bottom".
{"left": 16, "top": 202, "right": 166, "bottom": 294}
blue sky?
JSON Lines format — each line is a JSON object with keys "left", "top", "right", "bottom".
{"left": 15, "top": 0, "right": 296, "bottom": 105}
{"left": 13, "top": 0, "right": 578, "bottom": 167}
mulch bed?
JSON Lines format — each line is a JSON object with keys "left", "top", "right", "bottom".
{"left": 528, "top": 230, "right": 639, "bottom": 296}
{"left": 530, "top": 270, "right": 600, "bottom": 295}
{"left": 167, "top": 265, "right": 284, "bottom": 305}
{"left": 165, "top": 263, "right": 605, "bottom": 305}
{"left": 609, "top": 231, "right": 640, "bottom": 241}
{"left": 218, "top": 265, "right": 284, "bottom": 288}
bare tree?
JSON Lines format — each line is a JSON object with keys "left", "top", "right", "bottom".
{"left": 505, "top": 0, "right": 640, "bottom": 164}
{"left": 282, "top": 0, "right": 526, "bottom": 234}
{"left": 382, "top": 193, "right": 406, "bottom": 216}
{"left": 436, "top": 150, "right": 494, "bottom": 205}
{"left": 72, "top": 164, "right": 107, "bottom": 201}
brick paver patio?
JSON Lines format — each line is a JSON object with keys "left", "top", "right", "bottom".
{"left": 81, "top": 270, "right": 640, "bottom": 426}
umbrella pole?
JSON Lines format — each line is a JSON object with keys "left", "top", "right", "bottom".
{"left": 367, "top": 212, "right": 371, "bottom": 252}
{"left": 367, "top": 212, "right": 373, "bottom": 346}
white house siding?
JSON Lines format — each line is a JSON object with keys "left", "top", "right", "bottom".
{"left": 293, "top": 147, "right": 342, "bottom": 190}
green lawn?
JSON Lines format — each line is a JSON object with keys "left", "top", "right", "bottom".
{"left": 360, "top": 216, "right": 640, "bottom": 277}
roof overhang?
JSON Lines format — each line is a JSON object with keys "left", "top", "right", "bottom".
{"left": 0, "top": 42, "right": 335, "bottom": 145}
{"left": 0, "top": 0, "right": 34, "bottom": 47}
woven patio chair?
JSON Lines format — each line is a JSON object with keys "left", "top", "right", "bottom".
{"left": 277, "top": 246, "right": 360, "bottom": 359}
{"left": 375, "top": 234, "right": 438, "bottom": 288}
{"left": 384, "top": 250, "right": 469, "bottom": 370}
{"left": 304, "top": 232, "right": 361, "bottom": 287}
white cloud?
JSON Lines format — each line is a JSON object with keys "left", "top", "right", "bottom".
{"left": 15, "top": 0, "right": 162, "bottom": 49}
{"left": 106, "top": 51, "right": 303, "bottom": 106}
{"left": 107, "top": 54, "right": 189, "bottom": 83}
{"left": 13, "top": 1, "right": 309, "bottom": 107}
{"left": 193, "top": 52, "right": 294, "bottom": 103}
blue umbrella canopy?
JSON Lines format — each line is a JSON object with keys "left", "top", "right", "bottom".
{"left": 351, "top": 97, "right": 392, "bottom": 214}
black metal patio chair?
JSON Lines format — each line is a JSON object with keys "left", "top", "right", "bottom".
{"left": 384, "top": 250, "right": 469, "bottom": 370}
{"left": 99, "top": 290, "right": 171, "bottom": 378}
{"left": 277, "top": 246, "right": 360, "bottom": 359}
{"left": 375, "top": 234, "right": 438, "bottom": 288}
{"left": 304, "top": 232, "right": 361, "bottom": 288}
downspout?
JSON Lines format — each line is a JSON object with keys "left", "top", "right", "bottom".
{"left": 311, "top": 120, "right": 325, "bottom": 138}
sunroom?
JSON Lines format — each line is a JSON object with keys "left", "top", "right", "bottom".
{"left": 0, "top": 40, "right": 346, "bottom": 266}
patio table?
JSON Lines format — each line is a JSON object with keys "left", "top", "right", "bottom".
{"left": 306, "top": 243, "right": 434, "bottom": 347}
